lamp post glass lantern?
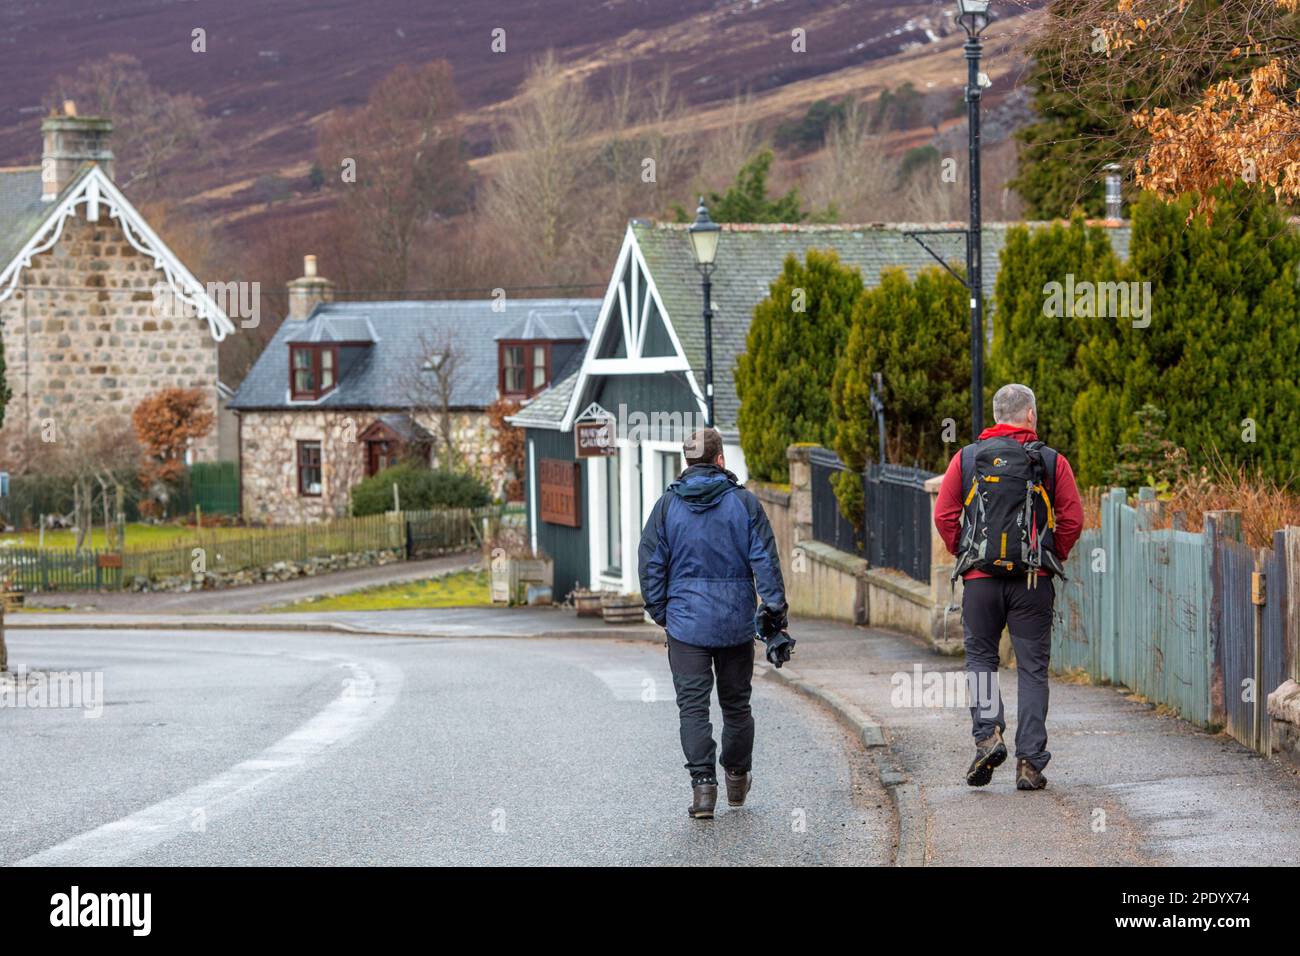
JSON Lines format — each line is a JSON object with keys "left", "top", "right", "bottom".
{"left": 956, "top": 0, "right": 990, "bottom": 440}
{"left": 688, "top": 198, "right": 721, "bottom": 427}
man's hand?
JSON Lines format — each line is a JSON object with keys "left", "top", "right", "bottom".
{"left": 754, "top": 602, "right": 788, "bottom": 640}
{"left": 759, "top": 630, "right": 795, "bottom": 668}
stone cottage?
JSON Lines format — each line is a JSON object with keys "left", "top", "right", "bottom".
{"left": 0, "top": 105, "right": 235, "bottom": 470}
{"left": 229, "top": 256, "right": 598, "bottom": 523}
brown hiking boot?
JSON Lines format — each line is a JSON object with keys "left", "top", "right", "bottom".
{"left": 688, "top": 780, "right": 718, "bottom": 819}
{"left": 724, "top": 769, "right": 752, "bottom": 807}
{"left": 1016, "top": 758, "right": 1048, "bottom": 791}
{"left": 965, "top": 728, "right": 1008, "bottom": 787}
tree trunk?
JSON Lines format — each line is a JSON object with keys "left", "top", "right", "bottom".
{"left": 99, "top": 476, "right": 112, "bottom": 544}
{"left": 73, "top": 482, "right": 87, "bottom": 554}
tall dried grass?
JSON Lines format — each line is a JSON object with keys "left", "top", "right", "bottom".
{"left": 1081, "top": 449, "right": 1300, "bottom": 548}
{"left": 1163, "top": 450, "right": 1300, "bottom": 548}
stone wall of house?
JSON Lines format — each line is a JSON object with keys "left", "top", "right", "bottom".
{"left": 431, "top": 409, "right": 502, "bottom": 489}
{"left": 239, "top": 407, "right": 507, "bottom": 524}
{"left": 0, "top": 213, "right": 221, "bottom": 470}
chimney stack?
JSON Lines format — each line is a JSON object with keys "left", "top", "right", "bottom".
{"left": 1103, "top": 164, "right": 1124, "bottom": 221}
{"left": 41, "top": 102, "right": 113, "bottom": 201}
{"left": 287, "top": 255, "right": 334, "bottom": 320}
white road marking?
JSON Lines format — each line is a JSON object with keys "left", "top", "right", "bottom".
{"left": 14, "top": 655, "right": 402, "bottom": 867}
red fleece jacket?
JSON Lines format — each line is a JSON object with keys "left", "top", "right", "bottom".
{"left": 933, "top": 424, "right": 1083, "bottom": 579}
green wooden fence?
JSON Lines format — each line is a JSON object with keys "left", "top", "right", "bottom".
{"left": 191, "top": 461, "right": 240, "bottom": 515}
{"left": 1053, "top": 488, "right": 1214, "bottom": 727}
{"left": 1053, "top": 486, "right": 1296, "bottom": 753}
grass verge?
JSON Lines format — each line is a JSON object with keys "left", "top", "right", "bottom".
{"left": 271, "top": 568, "right": 493, "bottom": 612}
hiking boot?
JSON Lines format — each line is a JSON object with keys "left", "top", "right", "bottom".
{"left": 965, "top": 728, "right": 1008, "bottom": 787}
{"left": 688, "top": 779, "right": 718, "bottom": 819}
{"left": 1016, "top": 758, "right": 1048, "bottom": 791}
{"left": 724, "top": 769, "right": 752, "bottom": 807}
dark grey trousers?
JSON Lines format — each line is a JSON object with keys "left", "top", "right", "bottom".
{"left": 667, "top": 636, "right": 755, "bottom": 782}
{"left": 962, "top": 576, "right": 1055, "bottom": 771}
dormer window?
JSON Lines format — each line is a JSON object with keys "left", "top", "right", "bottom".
{"left": 499, "top": 341, "right": 549, "bottom": 398}
{"left": 290, "top": 344, "right": 336, "bottom": 400}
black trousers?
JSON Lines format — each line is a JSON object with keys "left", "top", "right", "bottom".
{"left": 666, "top": 636, "right": 755, "bottom": 782}
{"left": 962, "top": 576, "right": 1056, "bottom": 771}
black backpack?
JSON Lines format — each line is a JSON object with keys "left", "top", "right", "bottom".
{"left": 953, "top": 436, "right": 1067, "bottom": 580}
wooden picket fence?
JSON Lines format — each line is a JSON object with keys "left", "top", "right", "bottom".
{"left": 0, "top": 505, "right": 508, "bottom": 592}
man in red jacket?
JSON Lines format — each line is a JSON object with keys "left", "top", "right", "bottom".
{"left": 934, "top": 384, "right": 1083, "bottom": 791}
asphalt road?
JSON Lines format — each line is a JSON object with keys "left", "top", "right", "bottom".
{"left": 0, "top": 629, "right": 893, "bottom": 866}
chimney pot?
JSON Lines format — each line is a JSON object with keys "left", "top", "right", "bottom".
{"left": 287, "top": 254, "right": 333, "bottom": 320}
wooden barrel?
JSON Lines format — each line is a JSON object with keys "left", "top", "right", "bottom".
{"left": 601, "top": 592, "right": 644, "bottom": 624}
{"left": 573, "top": 588, "right": 603, "bottom": 617}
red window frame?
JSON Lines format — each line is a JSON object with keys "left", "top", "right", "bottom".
{"left": 297, "top": 440, "right": 323, "bottom": 496}
{"left": 497, "top": 341, "right": 552, "bottom": 399}
{"left": 290, "top": 345, "right": 338, "bottom": 400}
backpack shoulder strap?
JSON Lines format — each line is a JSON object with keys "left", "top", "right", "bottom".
{"left": 959, "top": 442, "right": 979, "bottom": 507}
{"left": 1025, "top": 441, "right": 1058, "bottom": 498}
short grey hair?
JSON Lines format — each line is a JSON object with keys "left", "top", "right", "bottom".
{"left": 992, "top": 383, "right": 1037, "bottom": 425}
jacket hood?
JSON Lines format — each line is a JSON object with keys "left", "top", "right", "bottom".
{"left": 668, "top": 464, "right": 740, "bottom": 512}
{"left": 978, "top": 423, "right": 1038, "bottom": 443}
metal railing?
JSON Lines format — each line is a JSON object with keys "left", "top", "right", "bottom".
{"left": 808, "top": 447, "right": 934, "bottom": 584}
{"left": 809, "top": 448, "right": 864, "bottom": 555}
{"left": 864, "top": 463, "right": 932, "bottom": 583}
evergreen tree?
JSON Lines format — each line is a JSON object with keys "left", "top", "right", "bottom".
{"left": 988, "top": 215, "right": 1123, "bottom": 463}
{"left": 1073, "top": 186, "right": 1300, "bottom": 486}
{"left": 735, "top": 249, "right": 860, "bottom": 482}
{"left": 694, "top": 150, "right": 806, "bottom": 224}
{"left": 831, "top": 266, "right": 970, "bottom": 474}
{"left": 1105, "top": 404, "right": 1185, "bottom": 491}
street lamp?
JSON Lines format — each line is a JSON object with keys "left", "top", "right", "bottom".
{"left": 956, "top": 0, "right": 990, "bottom": 441}
{"left": 688, "top": 198, "right": 721, "bottom": 428}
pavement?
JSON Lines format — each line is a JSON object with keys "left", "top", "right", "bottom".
{"left": 785, "top": 618, "right": 1300, "bottom": 866}
{"left": 18, "top": 553, "right": 477, "bottom": 614}
{"left": 0, "top": 628, "right": 893, "bottom": 866}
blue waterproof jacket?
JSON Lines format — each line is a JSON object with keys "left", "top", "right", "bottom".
{"left": 638, "top": 464, "right": 787, "bottom": 648}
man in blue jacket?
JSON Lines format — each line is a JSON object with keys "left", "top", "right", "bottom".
{"left": 638, "top": 427, "right": 788, "bottom": 819}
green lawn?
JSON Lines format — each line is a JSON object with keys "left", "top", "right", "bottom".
{"left": 0, "top": 522, "right": 274, "bottom": 553}
{"left": 272, "top": 569, "right": 494, "bottom": 612}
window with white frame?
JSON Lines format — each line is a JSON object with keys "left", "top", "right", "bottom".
{"left": 659, "top": 450, "right": 682, "bottom": 493}
{"left": 604, "top": 452, "right": 622, "bottom": 575}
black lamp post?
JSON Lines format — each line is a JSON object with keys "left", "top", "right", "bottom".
{"left": 956, "top": 0, "right": 990, "bottom": 441}
{"left": 688, "top": 198, "right": 721, "bottom": 428}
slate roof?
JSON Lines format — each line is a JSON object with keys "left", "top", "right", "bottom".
{"left": 369, "top": 412, "right": 433, "bottom": 443}
{"left": 230, "top": 298, "right": 600, "bottom": 412}
{"left": 494, "top": 306, "right": 593, "bottom": 342}
{"left": 634, "top": 219, "right": 1131, "bottom": 431}
{"left": 283, "top": 314, "right": 379, "bottom": 344}
{"left": 0, "top": 167, "right": 58, "bottom": 271}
